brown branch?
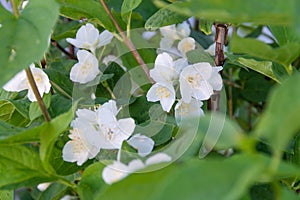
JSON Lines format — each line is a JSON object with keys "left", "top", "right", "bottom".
{"left": 99, "top": 0, "right": 153, "bottom": 83}
{"left": 25, "top": 68, "right": 51, "bottom": 122}
{"left": 51, "top": 39, "right": 76, "bottom": 60}
{"left": 208, "top": 23, "right": 228, "bottom": 112}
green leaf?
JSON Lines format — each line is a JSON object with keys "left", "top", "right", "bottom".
{"left": 0, "top": 120, "right": 25, "bottom": 140}
{"left": 198, "top": 113, "right": 246, "bottom": 151}
{"left": 0, "top": 145, "right": 53, "bottom": 189}
{"left": 269, "top": 26, "right": 300, "bottom": 46}
{"left": 230, "top": 36, "right": 300, "bottom": 73}
{"left": 78, "top": 162, "right": 106, "bottom": 200}
{"left": 97, "top": 154, "right": 265, "bottom": 200}
{"left": 199, "top": 19, "right": 214, "bottom": 35}
{"left": 38, "top": 182, "right": 68, "bottom": 200}
{"left": 121, "top": 0, "right": 142, "bottom": 21}
{"left": 239, "top": 70, "right": 274, "bottom": 103}
{"left": 39, "top": 104, "right": 75, "bottom": 172}
{"left": 0, "top": 190, "right": 13, "bottom": 200}
{"left": 0, "top": 100, "right": 29, "bottom": 127}
{"left": 0, "top": 0, "right": 60, "bottom": 87}
{"left": 255, "top": 74, "right": 300, "bottom": 153}
{"left": 154, "top": 0, "right": 295, "bottom": 26}
{"left": 57, "top": 0, "right": 114, "bottom": 31}
{"left": 235, "top": 57, "right": 280, "bottom": 83}
{"left": 29, "top": 93, "right": 51, "bottom": 121}
{"left": 145, "top": 2, "right": 188, "bottom": 30}
{"left": 186, "top": 49, "right": 214, "bottom": 66}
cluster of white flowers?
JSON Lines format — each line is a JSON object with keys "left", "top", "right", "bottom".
{"left": 66, "top": 23, "right": 113, "bottom": 84}
{"left": 159, "top": 22, "right": 196, "bottom": 57}
{"left": 147, "top": 22, "right": 223, "bottom": 124}
{"left": 3, "top": 64, "right": 51, "bottom": 102}
{"left": 63, "top": 100, "right": 172, "bottom": 184}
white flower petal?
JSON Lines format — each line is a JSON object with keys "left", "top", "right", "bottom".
{"left": 145, "top": 153, "right": 172, "bottom": 166}
{"left": 98, "top": 30, "right": 113, "bottom": 47}
{"left": 209, "top": 67, "right": 223, "bottom": 91}
{"left": 37, "top": 182, "right": 51, "bottom": 192}
{"left": 3, "top": 70, "right": 28, "bottom": 92}
{"left": 127, "top": 134, "right": 154, "bottom": 157}
{"left": 142, "top": 31, "right": 157, "bottom": 40}
{"left": 160, "top": 25, "right": 179, "bottom": 40}
{"left": 159, "top": 37, "right": 175, "bottom": 52}
{"left": 178, "top": 37, "right": 195, "bottom": 57}
{"left": 173, "top": 58, "right": 188, "bottom": 75}
{"left": 117, "top": 118, "right": 135, "bottom": 138}
{"left": 150, "top": 52, "right": 175, "bottom": 83}
{"left": 100, "top": 100, "right": 119, "bottom": 116}
{"left": 102, "top": 161, "right": 131, "bottom": 185}
{"left": 175, "top": 99, "right": 204, "bottom": 125}
{"left": 146, "top": 83, "right": 175, "bottom": 112}
{"left": 176, "top": 21, "right": 191, "bottom": 38}
{"left": 62, "top": 140, "right": 89, "bottom": 166}
{"left": 70, "top": 50, "right": 100, "bottom": 84}
{"left": 75, "top": 108, "right": 98, "bottom": 125}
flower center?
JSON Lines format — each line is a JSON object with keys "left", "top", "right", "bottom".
{"left": 187, "top": 73, "right": 202, "bottom": 88}
{"left": 156, "top": 86, "right": 170, "bottom": 99}
{"left": 81, "top": 61, "right": 93, "bottom": 75}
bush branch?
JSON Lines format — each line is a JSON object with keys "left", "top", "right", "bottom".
{"left": 99, "top": 0, "right": 153, "bottom": 83}
{"left": 25, "top": 68, "right": 51, "bottom": 122}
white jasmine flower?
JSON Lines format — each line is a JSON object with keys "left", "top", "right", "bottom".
{"left": 70, "top": 50, "right": 100, "bottom": 84}
{"left": 66, "top": 23, "right": 113, "bottom": 54}
{"left": 146, "top": 82, "right": 175, "bottom": 112}
{"left": 62, "top": 120, "right": 102, "bottom": 166}
{"left": 127, "top": 134, "right": 155, "bottom": 157}
{"left": 179, "top": 62, "right": 215, "bottom": 103}
{"left": 102, "top": 153, "right": 172, "bottom": 184}
{"left": 37, "top": 182, "right": 51, "bottom": 192}
{"left": 3, "top": 64, "right": 51, "bottom": 102}
{"left": 96, "top": 100, "right": 135, "bottom": 149}
{"left": 178, "top": 37, "right": 196, "bottom": 57}
{"left": 175, "top": 99, "right": 204, "bottom": 125}
{"left": 159, "top": 22, "right": 191, "bottom": 53}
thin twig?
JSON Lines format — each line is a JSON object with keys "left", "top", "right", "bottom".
{"left": 25, "top": 68, "right": 51, "bottom": 122}
{"left": 99, "top": 0, "right": 153, "bottom": 83}
{"left": 51, "top": 39, "right": 76, "bottom": 59}
{"left": 11, "top": 0, "right": 19, "bottom": 18}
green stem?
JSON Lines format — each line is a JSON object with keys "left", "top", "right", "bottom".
{"left": 102, "top": 80, "right": 116, "bottom": 99}
{"left": 50, "top": 81, "right": 72, "bottom": 99}
{"left": 10, "top": 0, "right": 19, "bottom": 18}
{"left": 56, "top": 176, "right": 77, "bottom": 189}
{"left": 25, "top": 68, "right": 51, "bottom": 122}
